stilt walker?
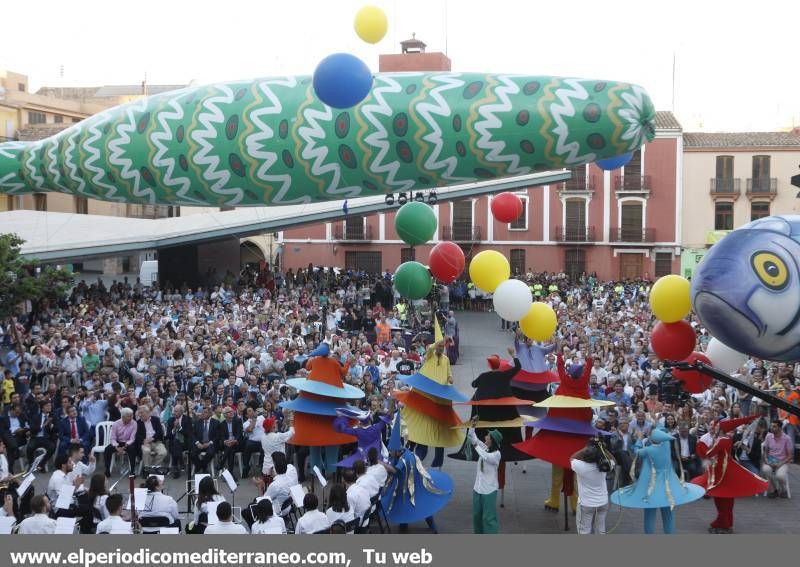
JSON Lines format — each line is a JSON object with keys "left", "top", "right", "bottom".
{"left": 611, "top": 428, "right": 705, "bottom": 534}
{"left": 514, "top": 352, "right": 613, "bottom": 516}
{"left": 394, "top": 319, "right": 467, "bottom": 468}
{"left": 504, "top": 331, "right": 559, "bottom": 476}
{"left": 449, "top": 348, "right": 533, "bottom": 507}
{"left": 691, "top": 415, "right": 768, "bottom": 534}
{"left": 280, "top": 344, "right": 364, "bottom": 476}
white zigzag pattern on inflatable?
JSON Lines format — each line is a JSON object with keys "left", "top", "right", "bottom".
{"left": 191, "top": 85, "right": 244, "bottom": 205}
{"left": 619, "top": 86, "right": 648, "bottom": 152}
{"left": 417, "top": 74, "right": 463, "bottom": 179}
{"left": 362, "top": 75, "right": 416, "bottom": 192}
{"left": 64, "top": 129, "right": 87, "bottom": 196}
{"left": 0, "top": 142, "right": 29, "bottom": 193}
{"left": 83, "top": 114, "right": 121, "bottom": 201}
{"left": 151, "top": 94, "right": 201, "bottom": 205}
{"left": 109, "top": 99, "right": 153, "bottom": 202}
{"left": 474, "top": 75, "right": 530, "bottom": 176}
{"left": 246, "top": 77, "right": 302, "bottom": 204}
{"left": 24, "top": 141, "right": 45, "bottom": 189}
{"left": 45, "top": 139, "right": 69, "bottom": 193}
{"left": 550, "top": 79, "right": 595, "bottom": 166}
{"left": 418, "top": 73, "right": 474, "bottom": 184}
{"left": 299, "top": 104, "right": 360, "bottom": 199}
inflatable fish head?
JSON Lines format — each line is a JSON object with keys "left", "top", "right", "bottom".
{"left": 691, "top": 215, "right": 800, "bottom": 361}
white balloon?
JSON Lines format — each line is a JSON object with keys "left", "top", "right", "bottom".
{"left": 705, "top": 338, "right": 747, "bottom": 373}
{"left": 492, "top": 279, "right": 533, "bottom": 322}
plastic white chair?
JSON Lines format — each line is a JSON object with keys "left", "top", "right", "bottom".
{"left": 92, "top": 421, "right": 119, "bottom": 471}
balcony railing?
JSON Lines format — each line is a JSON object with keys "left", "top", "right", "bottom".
{"left": 609, "top": 227, "right": 656, "bottom": 243}
{"left": 709, "top": 178, "right": 741, "bottom": 197}
{"left": 441, "top": 225, "right": 482, "bottom": 242}
{"left": 746, "top": 177, "right": 777, "bottom": 196}
{"left": 561, "top": 175, "right": 595, "bottom": 192}
{"left": 614, "top": 175, "right": 651, "bottom": 193}
{"left": 333, "top": 224, "right": 373, "bottom": 241}
{"left": 553, "top": 226, "right": 596, "bottom": 243}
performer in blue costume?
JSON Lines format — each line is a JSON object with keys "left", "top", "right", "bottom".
{"left": 333, "top": 408, "right": 390, "bottom": 468}
{"left": 381, "top": 414, "right": 453, "bottom": 533}
{"left": 611, "top": 428, "right": 705, "bottom": 534}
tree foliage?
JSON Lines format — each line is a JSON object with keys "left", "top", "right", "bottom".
{"left": 0, "top": 233, "right": 73, "bottom": 320}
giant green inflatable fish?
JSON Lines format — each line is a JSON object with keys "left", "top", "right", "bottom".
{"left": 0, "top": 73, "right": 655, "bottom": 206}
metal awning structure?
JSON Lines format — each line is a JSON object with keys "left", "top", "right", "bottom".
{"left": 1, "top": 170, "right": 570, "bottom": 262}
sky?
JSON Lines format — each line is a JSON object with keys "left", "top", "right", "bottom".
{"left": 2, "top": 0, "right": 798, "bottom": 132}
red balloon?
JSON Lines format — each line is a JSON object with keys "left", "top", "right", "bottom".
{"left": 428, "top": 241, "right": 465, "bottom": 284}
{"left": 651, "top": 321, "right": 696, "bottom": 362}
{"left": 491, "top": 192, "right": 524, "bottom": 223}
{"left": 672, "top": 352, "right": 713, "bottom": 394}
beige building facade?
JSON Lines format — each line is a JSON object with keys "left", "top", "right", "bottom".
{"left": 680, "top": 132, "right": 800, "bottom": 278}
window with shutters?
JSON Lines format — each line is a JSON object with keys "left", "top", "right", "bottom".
{"left": 509, "top": 196, "right": 528, "bottom": 230}
{"left": 510, "top": 249, "right": 526, "bottom": 276}
{"left": 345, "top": 251, "right": 382, "bottom": 274}
{"left": 344, "top": 217, "right": 366, "bottom": 240}
{"left": 624, "top": 149, "right": 642, "bottom": 178}
{"left": 715, "top": 156, "right": 735, "bottom": 192}
{"left": 655, "top": 252, "right": 672, "bottom": 278}
{"left": 620, "top": 202, "right": 643, "bottom": 241}
{"left": 34, "top": 193, "right": 47, "bottom": 211}
{"left": 28, "top": 111, "right": 46, "bottom": 125}
{"left": 564, "top": 198, "right": 586, "bottom": 240}
{"left": 75, "top": 196, "right": 88, "bottom": 214}
{"left": 54, "top": 115, "right": 64, "bottom": 124}
{"left": 751, "top": 156, "right": 771, "bottom": 193}
{"left": 401, "top": 247, "right": 416, "bottom": 263}
{"left": 452, "top": 200, "right": 473, "bottom": 241}
{"left": 714, "top": 201, "right": 734, "bottom": 230}
{"left": 564, "top": 166, "right": 588, "bottom": 191}
{"left": 564, "top": 249, "right": 586, "bottom": 280}
{"left": 751, "top": 201, "right": 770, "bottom": 221}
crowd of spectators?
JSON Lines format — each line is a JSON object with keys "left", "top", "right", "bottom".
{"left": 0, "top": 263, "right": 797, "bottom": 533}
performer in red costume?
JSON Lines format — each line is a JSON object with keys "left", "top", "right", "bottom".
{"left": 691, "top": 415, "right": 768, "bottom": 534}
{"left": 514, "top": 351, "right": 613, "bottom": 512}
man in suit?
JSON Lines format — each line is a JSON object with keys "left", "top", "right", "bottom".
{"left": 0, "top": 403, "right": 29, "bottom": 471}
{"left": 609, "top": 417, "right": 636, "bottom": 485}
{"left": 211, "top": 384, "right": 226, "bottom": 408}
{"left": 672, "top": 421, "right": 701, "bottom": 479}
{"left": 135, "top": 405, "right": 167, "bottom": 470}
{"left": 58, "top": 405, "right": 92, "bottom": 457}
{"left": 191, "top": 406, "right": 218, "bottom": 474}
{"left": 165, "top": 403, "right": 193, "bottom": 478}
{"left": 217, "top": 406, "right": 243, "bottom": 479}
{"left": 26, "top": 399, "right": 57, "bottom": 470}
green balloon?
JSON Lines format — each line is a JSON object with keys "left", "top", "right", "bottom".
{"left": 395, "top": 202, "right": 437, "bottom": 246}
{"left": 393, "top": 261, "right": 433, "bottom": 300}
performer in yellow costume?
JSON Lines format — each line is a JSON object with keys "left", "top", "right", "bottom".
{"left": 393, "top": 320, "right": 467, "bottom": 468}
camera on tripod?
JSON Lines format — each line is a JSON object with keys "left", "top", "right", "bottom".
{"left": 657, "top": 368, "right": 691, "bottom": 405}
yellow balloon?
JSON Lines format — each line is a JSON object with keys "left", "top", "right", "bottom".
{"left": 650, "top": 274, "right": 691, "bottom": 323}
{"left": 520, "top": 303, "right": 558, "bottom": 342}
{"left": 469, "top": 250, "right": 510, "bottom": 293}
{"left": 354, "top": 5, "right": 389, "bottom": 44}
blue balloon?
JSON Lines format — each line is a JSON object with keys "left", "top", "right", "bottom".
{"left": 312, "top": 53, "right": 373, "bottom": 109}
{"left": 596, "top": 152, "right": 633, "bottom": 171}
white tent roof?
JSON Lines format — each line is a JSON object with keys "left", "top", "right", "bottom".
{"left": 1, "top": 171, "right": 570, "bottom": 262}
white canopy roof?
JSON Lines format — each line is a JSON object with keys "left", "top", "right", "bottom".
{"left": 1, "top": 171, "right": 569, "bottom": 262}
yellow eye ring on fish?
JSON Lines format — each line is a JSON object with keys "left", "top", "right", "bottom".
{"left": 750, "top": 251, "right": 788, "bottom": 291}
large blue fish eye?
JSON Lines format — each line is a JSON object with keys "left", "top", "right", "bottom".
{"left": 750, "top": 251, "right": 788, "bottom": 290}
